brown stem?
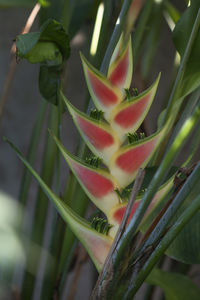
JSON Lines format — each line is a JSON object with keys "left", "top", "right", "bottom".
{"left": 67, "top": 247, "right": 88, "bottom": 300}
{"left": 0, "top": 3, "right": 41, "bottom": 123}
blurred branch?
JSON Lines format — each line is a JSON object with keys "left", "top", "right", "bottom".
{"left": 67, "top": 247, "right": 87, "bottom": 300}
{"left": 0, "top": 3, "right": 41, "bottom": 124}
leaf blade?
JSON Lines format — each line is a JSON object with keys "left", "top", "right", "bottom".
{"left": 4, "top": 137, "right": 112, "bottom": 272}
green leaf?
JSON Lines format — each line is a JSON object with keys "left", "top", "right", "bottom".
{"left": 39, "top": 19, "right": 70, "bottom": 59}
{"left": 164, "top": 1, "right": 180, "bottom": 24}
{"left": 166, "top": 186, "right": 200, "bottom": 264}
{"left": 24, "top": 42, "right": 62, "bottom": 65}
{"left": 4, "top": 137, "right": 112, "bottom": 272}
{"left": 16, "top": 19, "right": 70, "bottom": 105}
{"left": 16, "top": 32, "right": 40, "bottom": 58}
{"left": 167, "top": 211, "right": 200, "bottom": 263}
{"left": 39, "top": 65, "right": 62, "bottom": 105}
{"left": 173, "top": 1, "right": 200, "bottom": 98}
{"left": 16, "top": 19, "right": 70, "bottom": 60}
{"left": 147, "top": 268, "right": 200, "bottom": 300}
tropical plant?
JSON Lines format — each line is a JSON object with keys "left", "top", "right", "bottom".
{"left": 1, "top": 0, "right": 200, "bottom": 299}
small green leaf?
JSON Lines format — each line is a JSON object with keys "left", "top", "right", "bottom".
{"left": 16, "top": 19, "right": 70, "bottom": 105}
{"left": 147, "top": 268, "right": 200, "bottom": 300}
{"left": 39, "top": 65, "right": 62, "bottom": 105}
{"left": 38, "top": 19, "right": 70, "bottom": 59}
{"left": 16, "top": 19, "right": 70, "bottom": 60}
{"left": 16, "top": 32, "right": 40, "bottom": 58}
{"left": 24, "top": 42, "right": 62, "bottom": 65}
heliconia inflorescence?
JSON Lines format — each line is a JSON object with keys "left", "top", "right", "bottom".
{"left": 52, "top": 34, "right": 172, "bottom": 271}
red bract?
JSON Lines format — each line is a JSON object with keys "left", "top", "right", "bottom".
{"left": 109, "top": 129, "right": 165, "bottom": 187}
{"left": 108, "top": 36, "right": 133, "bottom": 90}
{"left": 64, "top": 97, "right": 120, "bottom": 163}
{"left": 110, "top": 74, "right": 160, "bottom": 141}
{"left": 81, "top": 54, "right": 123, "bottom": 118}
{"left": 52, "top": 34, "right": 171, "bottom": 271}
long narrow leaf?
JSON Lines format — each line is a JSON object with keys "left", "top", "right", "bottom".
{"left": 4, "top": 138, "right": 112, "bottom": 272}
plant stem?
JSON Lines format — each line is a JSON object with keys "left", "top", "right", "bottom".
{"left": 154, "top": 8, "right": 200, "bottom": 163}
{"left": 91, "top": 98, "right": 200, "bottom": 299}
{"left": 164, "top": 9, "right": 200, "bottom": 122}
{"left": 0, "top": 3, "right": 41, "bottom": 124}
{"left": 90, "top": 169, "right": 145, "bottom": 300}
{"left": 39, "top": 90, "right": 68, "bottom": 300}
{"left": 19, "top": 100, "right": 47, "bottom": 206}
{"left": 141, "top": 2, "right": 162, "bottom": 80}
{"left": 57, "top": 0, "right": 134, "bottom": 292}
{"left": 135, "top": 163, "right": 200, "bottom": 262}
{"left": 99, "top": 0, "right": 134, "bottom": 74}
{"left": 133, "top": 0, "right": 154, "bottom": 63}
{"left": 167, "top": 87, "right": 200, "bottom": 152}
{"left": 67, "top": 247, "right": 87, "bottom": 300}
{"left": 115, "top": 99, "right": 200, "bottom": 263}
{"left": 21, "top": 105, "right": 59, "bottom": 299}
{"left": 124, "top": 193, "right": 200, "bottom": 298}
{"left": 62, "top": 0, "right": 79, "bottom": 32}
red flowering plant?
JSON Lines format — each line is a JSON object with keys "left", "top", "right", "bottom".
{"left": 11, "top": 33, "right": 173, "bottom": 273}
{"left": 48, "top": 34, "right": 174, "bottom": 271}
{"left": 4, "top": 1, "right": 200, "bottom": 299}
